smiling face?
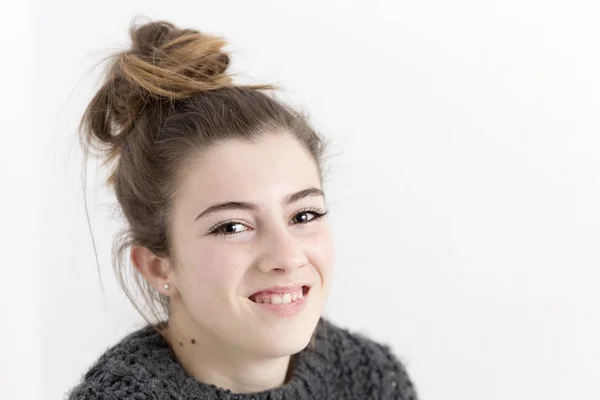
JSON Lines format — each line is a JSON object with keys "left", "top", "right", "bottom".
{"left": 165, "top": 132, "right": 335, "bottom": 359}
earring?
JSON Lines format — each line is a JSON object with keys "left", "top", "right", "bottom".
{"left": 164, "top": 283, "right": 171, "bottom": 290}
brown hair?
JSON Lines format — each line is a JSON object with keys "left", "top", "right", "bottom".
{"left": 80, "top": 19, "right": 327, "bottom": 326}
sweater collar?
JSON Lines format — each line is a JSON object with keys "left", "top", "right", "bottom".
{"left": 137, "top": 318, "right": 334, "bottom": 399}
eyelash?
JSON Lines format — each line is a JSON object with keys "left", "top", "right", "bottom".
{"left": 208, "top": 208, "right": 328, "bottom": 237}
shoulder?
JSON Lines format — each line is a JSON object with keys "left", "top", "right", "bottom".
{"left": 317, "top": 318, "right": 419, "bottom": 400}
{"left": 67, "top": 325, "right": 167, "bottom": 400}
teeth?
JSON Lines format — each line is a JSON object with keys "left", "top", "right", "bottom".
{"left": 252, "top": 287, "right": 307, "bottom": 305}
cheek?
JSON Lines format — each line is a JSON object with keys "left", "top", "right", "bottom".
{"left": 174, "top": 241, "right": 249, "bottom": 298}
{"left": 306, "top": 227, "right": 335, "bottom": 278}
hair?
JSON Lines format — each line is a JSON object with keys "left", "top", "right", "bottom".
{"left": 79, "top": 19, "right": 327, "bottom": 329}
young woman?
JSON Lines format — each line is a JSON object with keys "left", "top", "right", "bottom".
{"left": 68, "top": 20, "right": 418, "bottom": 400}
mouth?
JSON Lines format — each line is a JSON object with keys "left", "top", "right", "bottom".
{"left": 249, "top": 285, "right": 310, "bottom": 305}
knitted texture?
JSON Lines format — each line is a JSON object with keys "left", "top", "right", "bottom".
{"left": 68, "top": 318, "right": 418, "bottom": 399}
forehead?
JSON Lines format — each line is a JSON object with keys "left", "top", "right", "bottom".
{"left": 176, "top": 133, "right": 322, "bottom": 205}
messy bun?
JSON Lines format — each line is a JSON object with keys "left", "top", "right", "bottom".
{"left": 124, "top": 20, "right": 233, "bottom": 97}
{"left": 79, "top": 19, "right": 325, "bottom": 325}
{"left": 81, "top": 20, "right": 270, "bottom": 180}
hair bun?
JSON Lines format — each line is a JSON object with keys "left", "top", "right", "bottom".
{"left": 122, "top": 20, "right": 233, "bottom": 99}
{"left": 79, "top": 20, "right": 235, "bottom": 165}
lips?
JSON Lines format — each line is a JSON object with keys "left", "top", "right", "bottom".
{"left": 249, "top": 285, "right": 310, "bottom": 304}
{"left": 248, "top": 285, "right": 311, "bottom": 317}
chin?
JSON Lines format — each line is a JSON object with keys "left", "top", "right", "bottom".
{"left": 260, "top": 332, "right": 311, "bottom": 358}
{"left": 251, "top": 307, "right": 322, "bottom": 358}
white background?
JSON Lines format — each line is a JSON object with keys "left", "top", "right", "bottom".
{"left": 1, "top": 1, "right": 599, "bottom": 399}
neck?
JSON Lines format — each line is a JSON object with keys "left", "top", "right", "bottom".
{"left": 164, "top": 314, "right": 293, "bottom": 394}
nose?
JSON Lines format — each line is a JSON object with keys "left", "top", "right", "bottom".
{"left": 256, "top": 225, "right": 308, "bottom": 274}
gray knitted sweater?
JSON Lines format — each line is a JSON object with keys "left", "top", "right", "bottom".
{"left": 68, "top": 318, "right": 418, "bottom": 399}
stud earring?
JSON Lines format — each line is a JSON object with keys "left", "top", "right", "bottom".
{"left": 164, "top": 283, "right": 171, "bottom": 290}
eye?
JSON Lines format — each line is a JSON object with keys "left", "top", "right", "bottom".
{"left": 291, "top": 209, "right": 327, "bottom": 224}
{"left": 209, "top": 221, "right": 249, "bottom": 237}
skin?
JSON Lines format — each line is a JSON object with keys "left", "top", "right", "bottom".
{"left": 131, "top": 132, "right": 335, "bottom": 394}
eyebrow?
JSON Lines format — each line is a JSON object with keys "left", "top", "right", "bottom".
{"left": 194, "top": 187, "right": 325, "bottom": 222}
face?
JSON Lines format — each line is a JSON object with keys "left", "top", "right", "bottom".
{"left": 166, "top": 132, "right": 334, "bottom": 359}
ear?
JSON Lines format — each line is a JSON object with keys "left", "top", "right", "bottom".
{"left": 131, "top": 245, "right": 175, "bottom": 296}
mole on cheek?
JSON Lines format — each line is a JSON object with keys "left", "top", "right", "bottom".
{"left": 191, "top": 338, "right": 196, "bottom": 344}
{"left": 179, "top": 342, "right": 183, "bottom": 347}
